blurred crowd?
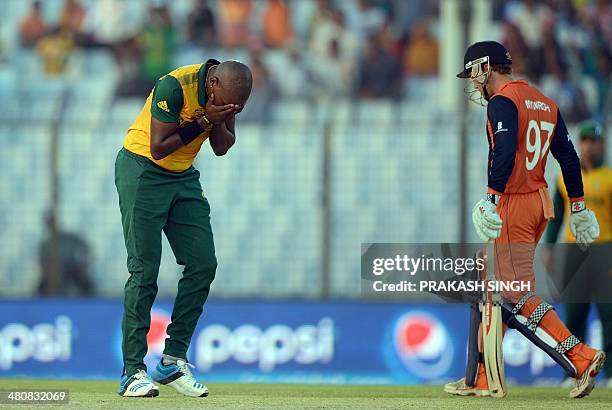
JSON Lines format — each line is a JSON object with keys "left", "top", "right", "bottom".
{"left": 15, "top": 0, "right": 612, "bottom": 122}
{"left": 496, "top": 0, "right": 611, "bottom": 123}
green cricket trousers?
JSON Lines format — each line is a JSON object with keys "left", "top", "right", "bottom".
{"left": 115, "top": 148, "right": 217, "bottom": 376}
{"left": 561, "top": 244, "right": 612, "bottom": 377}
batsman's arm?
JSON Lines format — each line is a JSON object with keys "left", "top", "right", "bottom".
{"left": 550, "top": 109, "right": 584, "bottom": 202}
{"left": 486, "top": 96, "right": 518, "bottom": 196}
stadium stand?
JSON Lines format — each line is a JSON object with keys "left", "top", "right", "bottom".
{"left": 0, "top": 0, "right": 609, "bottom": 297}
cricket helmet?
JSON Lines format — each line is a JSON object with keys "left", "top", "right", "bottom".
{"left": 457, "top": 41, "right": 512, "bottom": 106}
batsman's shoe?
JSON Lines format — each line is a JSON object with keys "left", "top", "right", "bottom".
{"left": 444, "top": 378, "right": 491, "bottom": 397}
{"left": 151, "top": 359, "right": 209, "bottom": 397}
{"left": 570, "top": 350, "right": 606, "bottom": 398}
{"left": 118, "top": 369, "right": 159, "bottom": 397}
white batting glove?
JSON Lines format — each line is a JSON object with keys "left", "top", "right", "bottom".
{"left": 569, "top": 203, "right": 600, "bottom": 250}
{"left": 472, "top": 198, "right": 502, "bottom": 243}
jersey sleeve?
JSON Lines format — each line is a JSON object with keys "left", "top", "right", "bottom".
{"left": 549, "top": 109, "right": 584, "bottom": 199}
{"left": 150, "top": 75, "right": 184, "bottom": 123}
{"left": 486, "top": 96, "right": 519, "bottom": 194}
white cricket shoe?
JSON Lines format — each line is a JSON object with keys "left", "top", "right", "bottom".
{"left": 151, "top": 359, "right": 209, "bottom": 397}
{"left": 444, "top": 378, "right": 491, "bottom": 397}
{"left": 118, "top": 369, "right": 159, "bottom": 397}
{"left": 570, "top": 350, "right": 606, "bottom": 398}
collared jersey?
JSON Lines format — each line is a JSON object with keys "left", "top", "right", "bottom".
{"left": 123, "top": 59, "right": 219, "bottom": 172}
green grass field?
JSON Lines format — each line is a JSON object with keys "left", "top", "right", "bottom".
{"left": 1, "top": 379, "right": 611, "bottom": 409}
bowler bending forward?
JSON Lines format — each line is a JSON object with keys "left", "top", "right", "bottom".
{"left": 445, "top": 41, "right": 604, "bottom": 399}
{"left": 114, "top": 59, "right": 252, "bottom": 397}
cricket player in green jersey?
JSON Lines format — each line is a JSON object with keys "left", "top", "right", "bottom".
{"left": 115, "top": 59, "right": 252, "bottom": 397}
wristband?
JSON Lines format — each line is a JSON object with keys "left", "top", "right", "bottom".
{"left": 177, "top": 120, "right": 205, "bottom": 146}
{"left": 486, "top": 193, "right": 500, "bottom": 205}
{"left": 570, "top": 199, "right": 585, "bottom": 213}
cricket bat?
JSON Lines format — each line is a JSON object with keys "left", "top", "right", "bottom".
{"left": 481, "top": 241, "right": 507, "bottom": 398}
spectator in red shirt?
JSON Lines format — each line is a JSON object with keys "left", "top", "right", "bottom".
{"left": 262, "top": 0, "right": 294, "bottom": 48}
{"left": 19, "top": 1, "right": 48, "bottom": 47}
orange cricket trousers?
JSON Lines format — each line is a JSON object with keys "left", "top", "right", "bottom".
{"left": 473, "top": 188, "right": 596, "bottom": 388}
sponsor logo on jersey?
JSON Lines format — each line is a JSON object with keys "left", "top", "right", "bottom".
{"left": 157, "top": 100, "right": 170, "bottom": 112}
{"left": 495, "top": 121, "right": 508, "bottom": 134}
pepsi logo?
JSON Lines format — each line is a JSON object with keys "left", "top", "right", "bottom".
{"left": 147, "top": 310, "right": 171, "bottom": 350}
{"left": 393, "top": 311, "right": 453, "bottom": 379}
{"left": 143, "top": 309, "right": 171, "bottom": 369}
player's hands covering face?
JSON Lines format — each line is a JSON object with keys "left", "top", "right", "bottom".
{"left": 472, "top": 199, "right": 503, "bottom": 242}
{"left": 204, "top": 93, "right": 241, "bottom": 125}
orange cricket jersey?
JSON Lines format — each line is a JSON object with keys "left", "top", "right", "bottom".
{"left": 489, "top": 80, "right": 559, "bottom": 194}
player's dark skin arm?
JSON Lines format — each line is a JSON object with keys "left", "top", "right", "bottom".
{"left": 209, "top": 117, "right": 236, "bottom": 156}
{"left": 150, "top": 119, "right": 182, "bottom": 160}
{"left": 207, "top": 90, "right": 242, "bottom": 156}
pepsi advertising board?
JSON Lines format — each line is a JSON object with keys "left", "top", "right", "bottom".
{"left": 0, "top": 300, "right": 603, "bottom": 384}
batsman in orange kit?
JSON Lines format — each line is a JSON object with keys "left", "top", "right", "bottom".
{"left": 444, "top": 41, "right": 605, "bottom": 399}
